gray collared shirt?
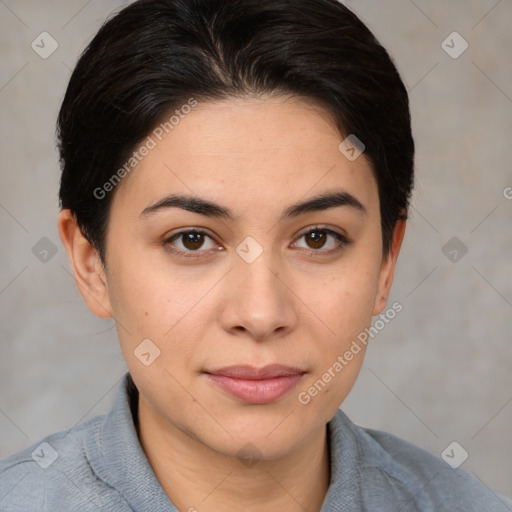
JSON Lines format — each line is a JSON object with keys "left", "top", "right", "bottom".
{"left": 1, "top": 372, "right": 511, "bottom": 511}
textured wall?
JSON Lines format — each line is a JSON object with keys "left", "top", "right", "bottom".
{"left": 1, "top": 0, "right": 511, "bottom": 498}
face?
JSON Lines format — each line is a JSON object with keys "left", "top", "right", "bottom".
{"left": 62, "top": 95, "right": 404, "bottom": 461}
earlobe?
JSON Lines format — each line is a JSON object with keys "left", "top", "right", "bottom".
{"left": 57, "top": 209, "right": 113, "bottom": 319}
{"left": 372, "top": 217, "right": 407, "bottom": 316}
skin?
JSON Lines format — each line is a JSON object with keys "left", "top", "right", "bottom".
{"left": 58, "top": 95, "right": 406, "bottom": 512}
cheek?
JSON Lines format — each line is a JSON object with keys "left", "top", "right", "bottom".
{"left": 295, "top": 269, "right": 376, "bottom": 421}
{"left": 104, "top": 257, "right": 162, "bottom": 354}
{"left": 107, "top": 242, "right": 188, "bottom": 328}
{"left": 107, "top": 263, "right": 204, "bottom": 400}
{"left": 105, "top": 248, "right": 216, "bottom": 369}
{"left": 309, "top": 255, "right": 381, "bottom": 342}
{"left": 307, "top": 280, "right": 374, "bottom": 391}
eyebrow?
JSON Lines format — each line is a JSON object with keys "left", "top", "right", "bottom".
{"left": 140, "top": 189, "right": 367, "bottom": 221}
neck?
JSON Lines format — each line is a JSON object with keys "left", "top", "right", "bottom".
{"left": 137, "top": 395, "right": 331, "bottom": 512}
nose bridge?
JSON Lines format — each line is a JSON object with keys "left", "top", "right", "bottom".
{"left": 235, "top": 238, "right": 284, "bottom": 307}
{"left": 237, "top": 247, "right": 282, "bottom": 299}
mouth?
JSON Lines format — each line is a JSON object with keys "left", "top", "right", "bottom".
{"left": 204, "top": 364, "right": 306, "bottom": 404}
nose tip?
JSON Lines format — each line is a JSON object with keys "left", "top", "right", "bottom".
{"left": 219, "top": 255, "right": 298, "bottom": 342}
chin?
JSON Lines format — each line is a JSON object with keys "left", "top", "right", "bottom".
{"left": 190, "top": 413, "right": 309, "bottom": 461}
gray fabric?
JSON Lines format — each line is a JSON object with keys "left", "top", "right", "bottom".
{"left": 1, "top": 373, "right": 511, "bottom": 511}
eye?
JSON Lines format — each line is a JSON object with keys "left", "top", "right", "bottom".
{"left": 292, "top": 226, "right": 350, "bottom": 255}
{"left": 163, "top": 229, "right": 220, "bottom": 258}
{"left": 163, "top": 225, "right": 350, "bottom": 260}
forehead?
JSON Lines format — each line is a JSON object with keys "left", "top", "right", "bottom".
{"left": 111, "top": 95, "right": 378, "bottom": 218}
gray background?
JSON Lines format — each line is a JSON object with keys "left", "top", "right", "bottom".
{"left": 1, "top": 0, "right": 511, "bottom": 499}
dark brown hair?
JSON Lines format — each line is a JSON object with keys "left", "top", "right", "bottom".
{"left": 57, "top": 0, "right": 414, "bottom": 261}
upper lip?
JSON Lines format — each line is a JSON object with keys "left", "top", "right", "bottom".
{"left": 205, "top": 364, "right": 306, "bottom": 380}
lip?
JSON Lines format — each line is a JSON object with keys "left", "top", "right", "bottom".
{"left": 205, "top": 365, "right": 306, "bottom": 404}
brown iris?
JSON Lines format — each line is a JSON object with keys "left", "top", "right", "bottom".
{"left": 182, "top": 232, "right": 206, "bottom": 251}
{"left": 304, "top": 230, "right": 327, "bottom": 249}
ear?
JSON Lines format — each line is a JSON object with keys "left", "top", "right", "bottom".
{"left": 58, "top": 209, "right": 113, "bottom": 319}
{"left": 372, "top": 217, "right": 407, "bottom": 316}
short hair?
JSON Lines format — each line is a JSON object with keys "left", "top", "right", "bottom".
{"left": 57, "top": 0, "right": 414, "bottom": 262}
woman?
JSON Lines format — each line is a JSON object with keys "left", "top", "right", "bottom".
{"left": 1, "top": 0, "right": 511, "bottom": 510}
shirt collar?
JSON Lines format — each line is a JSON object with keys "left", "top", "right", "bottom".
{"left": 87, "top": 372, "right": 178, "bottom": 511}
{"left": 321, "top": 404, "right": 362, "bottom": 510}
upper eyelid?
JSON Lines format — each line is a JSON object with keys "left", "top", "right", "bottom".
{"left": 165, "top": 228, "right": 216, "bottom": 243}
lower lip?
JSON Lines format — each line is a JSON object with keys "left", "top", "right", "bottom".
{"left": 206, "top": 373, "right": 304, "bottom": 404}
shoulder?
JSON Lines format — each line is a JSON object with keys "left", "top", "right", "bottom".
{"left": 0, "top": 416, "right": 126, "bottom": 511}
{"left": 333, "top": 409, "right": 512, "bottom": 511}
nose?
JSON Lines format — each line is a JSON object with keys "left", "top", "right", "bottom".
{"left": 218, "top": 250, "right": 298, "bottom": 342}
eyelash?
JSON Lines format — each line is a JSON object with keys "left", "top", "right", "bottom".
{"left": 163, "top": 226, "right": 351, "bottom": 259}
